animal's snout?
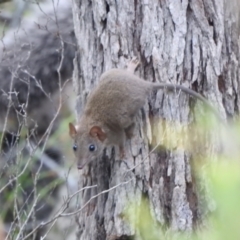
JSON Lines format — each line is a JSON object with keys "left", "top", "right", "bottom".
{"left": 77, "top": 158, "right": 93, "bottom": 169}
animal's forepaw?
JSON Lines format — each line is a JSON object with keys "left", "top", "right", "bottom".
{"left": 127, "top": 57, "right": 140, "bottom": 73}
{"left": 119, "top": 146, "right": 126, "bottom": 159}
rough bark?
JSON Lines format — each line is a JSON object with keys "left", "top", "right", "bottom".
{"left": 72, "top": 0, "right": 239, "bottom": 239}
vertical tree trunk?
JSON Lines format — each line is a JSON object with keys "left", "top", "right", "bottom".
{"left": 71, "top": 0, "right": 239, "bottom": 239}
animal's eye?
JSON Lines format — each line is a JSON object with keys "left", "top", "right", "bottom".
{"left": 89, "top": 144, "right": 96, "bottom": 152}
{"left": 73, "top": 145, "right": 77, "bottom": 151}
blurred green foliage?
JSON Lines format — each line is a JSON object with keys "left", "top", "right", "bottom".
{"left": 125, "top": 160, "right": 240, "bottom": 240}
{"left": 125, "top": 104, "right": 240, "bottom": 240}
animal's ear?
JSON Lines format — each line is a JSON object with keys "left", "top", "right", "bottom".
{"left": 69, "top": 123, "right": 78, "bottom": 138}
{"left": 89, "top": 126, "right": 107, "bottom": 142}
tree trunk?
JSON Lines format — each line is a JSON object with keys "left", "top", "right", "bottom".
{"left": 71, "top": 0, "right": 239, "bottom": 239}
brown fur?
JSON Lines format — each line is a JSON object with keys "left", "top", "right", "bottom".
{"left": 69, "top": 59, "right": 217, "bottom": 169}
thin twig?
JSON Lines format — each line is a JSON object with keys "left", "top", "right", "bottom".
{"left": 21, "top": 184, "right": 98, "bottom": 240}
{"left": 15, "top": 194, "right": 40, "bottom": 240}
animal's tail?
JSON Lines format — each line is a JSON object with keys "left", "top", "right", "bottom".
{"left": 153, "top": 83, "right": 223, "bottom": 122}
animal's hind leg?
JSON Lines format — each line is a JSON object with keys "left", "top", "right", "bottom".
{"left": 119, "top": 136, "right": 126, "bottom": 159}
{"left": 127, "top": 57, "right": 140, "bottom": 74}
{"left": 124, "top": 123, "right": 136, "bottom": 139}
{"left": 113, "top": 129, "right": 126, "bottom": 159}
